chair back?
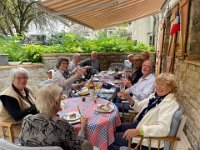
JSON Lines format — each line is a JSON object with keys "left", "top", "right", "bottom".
{"left": 124, "top": 60, "right": 132, "bottom": 70}
{"left": 109, "top": 63, "right": 124, "bottom": 71}
{"left": 164, "top": 106, "right": 185, "bottom": 150}
{"left": 0, "top": 139, "right": 63, "bottom": 150}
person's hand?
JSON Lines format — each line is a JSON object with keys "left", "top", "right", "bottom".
{"left": 74, "top": 69, "right": 85, "bottom": 78}
{"left": 117, "top": 91, "right": 129, "bottom": 100}
{"left": 123, "top": 79, "right": 132, "bottom": 88}
{"left": 80, "top": 117, "right": 88, "bottom": 131}
{"left": 123, "top": 129, "right": 140, "bottom": 141}
{"left": 80, "top": 81, "right": 86, "bottom": 86}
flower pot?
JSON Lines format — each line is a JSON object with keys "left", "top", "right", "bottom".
{"left": 0, "top": 54, "right": 8, "bottom": 66}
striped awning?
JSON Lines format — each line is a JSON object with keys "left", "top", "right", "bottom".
{"left": 38, "top": 0, "right": 166, "bottom": 30}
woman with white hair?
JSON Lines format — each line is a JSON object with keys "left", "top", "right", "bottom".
{"left": 19, "top": 84, "right": 92, "bottom": 150}
{"left": 0, "top": 67, "right": 37, "bottom": 137}
{"left": 0, "top": 67, "right": 37, "bottom": 122}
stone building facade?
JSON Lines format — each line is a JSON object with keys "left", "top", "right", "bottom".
{"left": 159, "top": 0, "right": 200, "bottom": 149}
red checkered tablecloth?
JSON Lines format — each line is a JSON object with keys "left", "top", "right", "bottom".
{"left": 58, "top": 97, "right": 121, "bottom": 150}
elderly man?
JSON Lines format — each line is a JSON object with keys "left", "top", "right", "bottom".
{"left": 115, "top": 60, "right": 156, "bottom": 112}
{"left": 80, "top": 51, "right": 101, "bottom": 76}
{"left": 125, "top": 54, "right": 144, "bottom": 87}
{"left": 69, "top": 53, "right": 91, "bottom": 75}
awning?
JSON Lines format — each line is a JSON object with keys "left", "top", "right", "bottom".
{"left": 38, "top": 0, "right": 166, "bottom": 30}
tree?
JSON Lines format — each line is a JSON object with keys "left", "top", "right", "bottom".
{"left": 0, "top": 0, "right": 50, "bottom": 36}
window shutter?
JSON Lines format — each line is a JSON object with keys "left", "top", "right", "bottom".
{"left": 156, "top": 22, "right": 165, "bottom": 75}
{"left": 167, "top": 5, "right": 179, "bottom": 73}
{"left": 177, "top": 0, "right": 190, "bottom": 58}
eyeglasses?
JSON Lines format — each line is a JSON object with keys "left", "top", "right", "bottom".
{"left": 15, "top": 77, "right": 28, "bottom": 81}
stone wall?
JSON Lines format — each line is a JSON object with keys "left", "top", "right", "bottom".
{"left": 42, "top": 53, "right": 156, "bottom": 71}
{"left": 42, "top": 53, "right": 130, "bottom": 71}
{"left": 0, "top": 64, "right": 47, "bottom": 93}
{"left": 174, "top": 60, "right": 200, "bottom": 150}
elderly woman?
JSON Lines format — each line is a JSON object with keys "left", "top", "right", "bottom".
{"left": 0, "top": 67, "right": 37, "bottom": 122}
{"left": 0, "top": 67, "right": 37, "bottom": 137}
{"left": 53, "top": 57, "right": 86, "bottom": 97}
{"left": 19, "top": 84, "right": 92, "bottom": 150}
{"left": 109, "top": 73, "right": 179, "bottom": 150}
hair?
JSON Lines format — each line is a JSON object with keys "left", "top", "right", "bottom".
{"left": 10, "top": 67, "right": 29, "bottom": 82}
{"left": 91, "top": 51, "right": 97, "bottom": 56}
{"left": 73, "top": 53, "right": 81, "bottom": 59}
{"left": 156, "top": 73, "right": 179, "bottom": 94}
{"left": 56, "top": 57, "right": 69, "bottom": 69}
{"left": 35, "top": 84, "right": 63, "bottom": 115}
{"left": 142, "top": 51, "right": 150, "bottom": 60}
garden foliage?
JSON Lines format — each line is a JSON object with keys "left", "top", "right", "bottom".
{"left": 0, "top": 33, "right": 154, "bottom": 63}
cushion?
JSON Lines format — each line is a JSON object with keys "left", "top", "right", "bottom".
{"left": 164, "top": 106, "right": 184, "bottom": 150}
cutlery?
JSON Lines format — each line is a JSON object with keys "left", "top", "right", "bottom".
{"left": 77, "top": 105, "right": 84, "bottom": 117}
{"left": 106, "top": 98, "right": 113, "bottom": 106}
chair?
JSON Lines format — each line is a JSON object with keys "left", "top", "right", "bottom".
{"left": 124, "top": 60, "right": 132, "bottom": 70}
{"left": 0, "top": 139, "right": 63, "bottom": 150}
{"left": 0, "top": 121, "right": 21, "bottom": 143}
{"left": 120, "top": 101, "right": 138, "bottom": 122}
{"left": 125, "top": 107, "right": 186, "bottom": 150}
{"left": 109, "top": 63, "right": 125, "bottom": 71}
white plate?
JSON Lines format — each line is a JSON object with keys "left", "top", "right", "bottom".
{"left": 101, "top": 89, "right": 115, "bottom": 94}
{"left": 94, "top": 104, "right": 114, "bottom": 113}
{"left": 114, "top": 80, "right": 122, "bottom": 84}
{"left": 63, "top": 112, "right": 81, "bottom": 121}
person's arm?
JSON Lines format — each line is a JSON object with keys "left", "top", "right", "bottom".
{"left": 53, "top": 71, "right": 80, "bottom": 89}
{"left": 0, "top": 96, "right": 37, "bottom": 121}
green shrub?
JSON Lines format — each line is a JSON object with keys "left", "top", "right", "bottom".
{"left": 0, "top": 33, "right": 154, "bottom": 63}
{"left": 19, "top": 45, "right": 43, "bottom": 63}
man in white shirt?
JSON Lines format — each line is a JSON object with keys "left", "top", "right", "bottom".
{"left": 115, "top": 60, "right": 156, "bottom": 112}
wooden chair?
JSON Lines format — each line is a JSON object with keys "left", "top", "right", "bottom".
{"left": 120, "top": 101, "right": 138, "bottom": 122}
{"left": 0, "top": 121, "right": 15, "bottom": 143}
{"left": 126, "top": 108, "right": 186, "bottom": 150}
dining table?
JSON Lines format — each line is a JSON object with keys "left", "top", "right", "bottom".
{"left": 58, "top": 97, "right": 121, "bottom": 150}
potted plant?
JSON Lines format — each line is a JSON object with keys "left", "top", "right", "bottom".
{"left": 0, "top": 53, "right": 9, "bottom": 66}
